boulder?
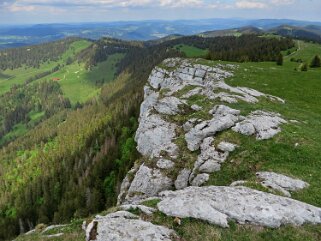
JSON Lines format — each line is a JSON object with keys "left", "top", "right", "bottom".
{"left": 86, "top": 211, "right": 176, "bottom": 241}
{"left": 232, "top": 111, "right": 287, "bottom": 140}
{"left": 175, "top": 169, "right": 192, "bottom": 190}
{"left": 190, "top": 173, "right": 209, "bottom": 186}
{"left": 256, "top": 171, "right": 309, "bottom": 196}
{"left": 126, "top": 164, "right": 173, "bottom": 201}
{"left": 199, "top": 160, "right": 221, "bottom": 173}
{"left": 185, "top": 113, "right": 239, "bottom": 151}
{"left": 135, "top": 114, "right": 178, "bottom": 158}
{"left": 158, "top": 186, "right": 321, "bottom": 228}
{"left": 217, "top": 142, "right": 238, "bottom": 152}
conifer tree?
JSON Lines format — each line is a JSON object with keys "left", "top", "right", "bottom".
{"left": 276, "top": 53, "right": 283, "bottom": 66}
{"left": 310, "top": 55, "right": 321, "bottom": 68}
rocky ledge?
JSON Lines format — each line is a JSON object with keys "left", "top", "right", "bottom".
{"left": 85, "top": 58, "right": 321, "bottom": 240}
{"left": 118, "top": 58, "right": 287, "bottom": 204}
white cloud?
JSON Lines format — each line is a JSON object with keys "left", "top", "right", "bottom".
{"left": 2, "top": 0, "right": 298, "bottom": 12}
{"left": 159, "top": 0, "right": 203, "bottom": 8}
{"left": 8, "top": 4, "right": 36, "bottom": 12}
{"left": 235, "top": 1, "right": 267, "bottom": 9}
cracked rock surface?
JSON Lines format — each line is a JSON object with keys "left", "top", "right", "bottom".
{"left": 256, "top": 171, "right": 309, "bottom": 197}
{"left": 87, "top": 58, "right": 321, "bottom": 240}
{"left": 157, "top": 186, "right": 321, "bottom": 228}
{"left": 86, "top": 211, "right": 177, "bottom": 241}
{"left": 119, "top": 58, "right": 287, "bottom": 204}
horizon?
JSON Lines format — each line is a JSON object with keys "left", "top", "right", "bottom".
{"left": 1, "top": 17, "right": 321, "bottom": 27}
{"left": 0, "top": 0, "right": 321, "bottom": 24}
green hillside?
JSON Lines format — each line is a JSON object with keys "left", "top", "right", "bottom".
{"left": 0, "top": 39, "right": 91, "bottom": 95}
{"left": 35, "top": 53, "right": 125, "bottom": 103}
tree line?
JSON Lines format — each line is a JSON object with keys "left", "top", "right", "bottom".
{"left": 0, "top": 38, "right": 79, "bottom": 70}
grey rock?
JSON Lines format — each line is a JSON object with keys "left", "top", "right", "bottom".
{"left": 190, "top": 137, "right": 228, "bottom": 180}
{"left": 42, "top": 225, "right": 67, "bottom": 234}
{"left": 260, "top": 180, "right": 291, "bottom": 197}
{"left": 126, "top": 164, "right": 173, "bottom": 201}
{"left": 257, "top": 171, "right": 309, "bottom": 192}
{"left": 117, "top": 166, "right": 139, "bottom": 205}
{"left": 181, "top": 87, "right": 203, "bottom": 99}
{"left": 232, "top": 111, "right": 287, "bottom": 140}
{"left": 156, "top": 159, "right": 175, "bottom": 169}
{"left": 185, "top": 113, "right": 239, "bottom": 151}
{"left": 191, "top": 104, "right": 202, "bottom": 111}
{"left": 209, "top": 105, "right": 240, "bottom": 116}
{"left": 217, "top": 142, "right": 238, "bottom": 152}
{"left": 158, "top": 186, "right": 321, "bottom": 228}
{"left": 182, "top": 118, "right": 198, "bottom": 132}
{"left": 155, "top": 96, "right": 184, "bottom": 115}
{"left": 175, "top": 169, "right": 192, "bottom": 190}
{"left": 86, "top": 211, "right": 176, "bottom": 241}
{"left": 199, "top": 160, "right": 221, "bottom": 173}
{"left": 140, "top": 86, "right": 159, "bottom": 119}
{"left": 45, "top": 233, "right": 64, "bottom": 238}
{"left": 195, "top": 68, "right": 207, "bottom": 78}
{"left": 135, "top": 114, "right": 178, "bottom": 158}
{"left": 230, "top": 180, "right": 248, "bottom": 187}
{"left": 190, "top": 173, "right": 209, "bottom": 186}
{"left": 148, "top": 67, "right": 167, "bottom": 89}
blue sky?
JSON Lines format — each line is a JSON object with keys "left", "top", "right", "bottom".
{"left": 0, "top": 0, "right": 320, "bottom": 24}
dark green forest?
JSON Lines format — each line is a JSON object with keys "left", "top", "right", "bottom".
{"left": 0, "top": 34, "right": 295, "bottom": 240}
{"left": 0, "top": 38, "right": 78, "bottom": 70}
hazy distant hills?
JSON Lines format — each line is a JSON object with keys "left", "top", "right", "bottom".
{"left": 271, "top": 25, "right": 321, "bottom": 42}
{"left": 1, "top": 18, "right": 321, "bottom": 48}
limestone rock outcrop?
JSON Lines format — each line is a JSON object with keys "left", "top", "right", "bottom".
{"left": 232, "top": 111, "right": 287, "bottom": 140}
{"left": 118, "top": 58, "right": 288, "bottom": 204}
{"left": 256, "top": 171, "right": 309, "bottom": 197}
{"left": 86, "top": 58, "right": 321, "bottom": 240}
{"left": 157, "top": 186, "right": 321, "bottom": 228}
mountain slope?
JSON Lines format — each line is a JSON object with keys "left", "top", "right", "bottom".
{"left": 1, "top": 35, "right": 321, "bottom": 241}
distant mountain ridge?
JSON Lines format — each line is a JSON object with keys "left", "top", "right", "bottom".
{"left": 1, "top": 18, "right": 321, "bottom": 49}
{"left": 271, "top": 25, "right": 321, "bottom": 43}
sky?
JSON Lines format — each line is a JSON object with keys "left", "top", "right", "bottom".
{"left": 0, "top": 0, "right": 320, "bottom": 24}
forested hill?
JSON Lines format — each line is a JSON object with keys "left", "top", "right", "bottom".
{"left": 1, "top": 32, "right": 320, "bottom": 240}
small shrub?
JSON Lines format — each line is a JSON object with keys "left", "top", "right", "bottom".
{"left": 301, "top": 63, "right": 308, "bottom": 72}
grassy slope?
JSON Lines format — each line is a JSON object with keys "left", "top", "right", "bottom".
{"left": 13, "top": 40, "right": 321, "bottom": 241}
{"left": 36, "top": 53, "right": 125, "bottom": 103}
{"left": 0, "top": 40, "right": 91, "bottom": 95}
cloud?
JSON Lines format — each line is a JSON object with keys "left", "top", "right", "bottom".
{"left": 9, "top": 4, "right": 36, "bottom": 12}
{"left": 1, "top": 0, "right": 299, "bottom": 13}
{"left": 159, "top": 0, "right": 203, "bottom": 8}
{"left": 235, "top": 1, "right": 267, "bottom": 9}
